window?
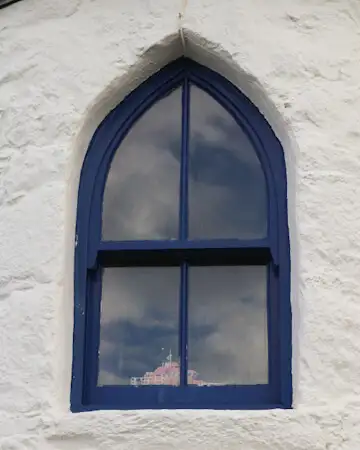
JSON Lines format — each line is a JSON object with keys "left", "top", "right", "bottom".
{"left": 71, "top": 58, "right": 291, "bottom": 411}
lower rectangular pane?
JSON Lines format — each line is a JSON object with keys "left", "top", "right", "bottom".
{"left": 98, "top": 267, "right": 180, "bottom": 386}
{"left": 188, "top": 266, "right": 268, "bottom": 386}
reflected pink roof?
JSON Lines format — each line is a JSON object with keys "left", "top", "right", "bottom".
{"left": 153, "top": 362, "right": 179, "bottom": 375}
{"left": 130, "top": 351, "right": 214, "bottom": 386}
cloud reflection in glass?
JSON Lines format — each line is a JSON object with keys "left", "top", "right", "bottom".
{"left": 102, "top": 88, "right": 182, "bottom": 241}
{"left": 98, "top": 86, "right": 268, "bottom": 387}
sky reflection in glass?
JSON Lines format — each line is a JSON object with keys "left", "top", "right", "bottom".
{"left": 98, "top": 267, "right": 179, "bottom": 386}
{"left": 102, "top": 88, "right": 182, "bottom": 241}
{"left": 97, "top": 265, "right": 268, "bottom": 386}
{"left": 189, "top": 86, "right": 267, "bottom": 239}
{"left": 188, "top": 266, "right": 268, "bottom": 385}
{"left": 98, "top": 84, "right": 269, "bottom": 388}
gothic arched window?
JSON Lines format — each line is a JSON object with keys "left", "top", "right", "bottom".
{"left": 71, "top": 58, "right": 291, "bottom": 411}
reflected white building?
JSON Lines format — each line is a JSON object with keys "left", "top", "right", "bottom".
{"left": 130, "top": 351, "right": 209, "bottom": 386}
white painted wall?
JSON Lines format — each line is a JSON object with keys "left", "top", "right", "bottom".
{"left": 1, "top": 0, "right": 360, "bottom": 448}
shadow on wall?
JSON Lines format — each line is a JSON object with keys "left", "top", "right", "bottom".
{"left": 61, "top": 29, "right": 300, "bottom": 408}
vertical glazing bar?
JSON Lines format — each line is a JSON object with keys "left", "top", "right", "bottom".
{"left": 179, "top": 78, "right": 190, "bottom": 240}
{"left": 179, "top": 78, "right": 190, "bottom": 386}
{"left": 179, "top": 262, "right": 189, "bottom": 386}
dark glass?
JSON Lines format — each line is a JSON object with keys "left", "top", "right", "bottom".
{"left": 102, "top": 88, "right": 182, "bottom": 240}
{"left": 98, "top": 267, "right": 180, "bottom": 386}
{"left": 189, "top": 85, "right": 267, "bottom": 239}
{"left": 188, "top": 266, "right": 268, "bottom": 385}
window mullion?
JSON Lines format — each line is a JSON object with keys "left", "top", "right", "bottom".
{"left": 177, "top": 76, "right": 190, "bottom": 387}
{"left": 179, "top": 262, "right": 189, "bottom": 386}
{"left": 179, "top": 77, "right": 190, "bottom": 240}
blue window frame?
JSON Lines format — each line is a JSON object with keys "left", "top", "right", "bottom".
{"left": 71, "top": 58, "right": 291, "bottom": 411}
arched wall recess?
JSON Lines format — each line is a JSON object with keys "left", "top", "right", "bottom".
{"left": 71, "top": 57, "right": 291, "bottom": 411}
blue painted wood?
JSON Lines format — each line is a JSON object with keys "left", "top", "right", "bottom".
{"left": 71, "top": 57, "right": 292, "bottom": 411}
{"left": 179, "top": 78, "right": 190, "bottom": 240}
{"left": 178, "top": 77, "right": 190, "bottom": 388}
{"left": 86, "top": 384, "right": 278, "bottom": 410}
{"left": 267, "top": 261, "right": 281, "bottom": 401}
{"left": 97, "top": 238, "right": 270, "bottom": 252}
{"left": 96, "top": 240, "right": 272, "bottom": 267}
{"left": 179, "top": 263, "right": 189, "bottom": 386}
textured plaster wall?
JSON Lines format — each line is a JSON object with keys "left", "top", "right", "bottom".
{"left": 1, "top": 0, "right": 360, "bottom": 448}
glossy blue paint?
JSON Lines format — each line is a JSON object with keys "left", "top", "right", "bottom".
{"left": 71, "top": 58, "right": 291, "bottom": 411}
{"left": 83, "top": 384, "right": 278, "bottom": 411}
{"left": 179, "top": 263, "right": 188, "bottom": 386}
{"left": 179, "top": 78, "right": 190, "bottom": 240}
{"left": 98, "top": 238, "right": 271, "bottom": 251}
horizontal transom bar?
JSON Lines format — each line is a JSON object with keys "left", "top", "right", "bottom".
{"left": 94, "top": 239, "right": 272, "bottom": 268}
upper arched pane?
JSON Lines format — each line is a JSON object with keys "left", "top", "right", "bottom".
{"left": 102, "top": 79, "right": 267, "bottom": 242}
{"left": 102, "top": 88, "right": 182, "bottom": 240}
{"left": 188, "top": 85, "right": 267, "bottom": 239}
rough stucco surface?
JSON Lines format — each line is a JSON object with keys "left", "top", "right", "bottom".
{"left": 1, "top": 0, "right": 360, "bottom": 448}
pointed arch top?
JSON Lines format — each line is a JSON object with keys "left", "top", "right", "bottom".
{"left": 72, "top": 57, "right": 291, "bottom": 411}
{"left": 79, "top": 58, "right": 287, "bottom": 263}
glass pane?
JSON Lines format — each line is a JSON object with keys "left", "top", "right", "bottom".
{"left": 102, "top": 88, "right": 182, "bottom": 240}
{"left": 189, "top": 86, "right": 267, "bottom": 239}
{"left": 98, "top": 267, "right": 180, "bottom": 386}
{"left": 188, "top": 266, "right": 268, "bottom": 385}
